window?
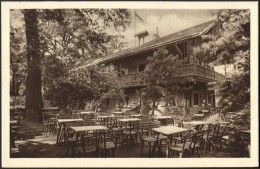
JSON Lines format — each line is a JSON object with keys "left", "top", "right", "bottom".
{"left": 193, "top": 92, "right": 199, "bottom": 106}
{"left": 208, "top": 94, "right": 212, "bottom": 105}
{"left": 121, "top": 68, "right": 128, "bottom": 75}
{"left": 138, "top": 64, "right": 145, "bottom": 72}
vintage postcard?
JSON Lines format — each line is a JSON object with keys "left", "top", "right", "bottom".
{"left": 1, "top": 1, "right": 258, "bottom": 168}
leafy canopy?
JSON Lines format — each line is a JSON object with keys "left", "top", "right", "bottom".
{"left": 193, "top": 9, "right": 250, "bottom": 113}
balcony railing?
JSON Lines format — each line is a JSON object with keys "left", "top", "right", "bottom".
{"left": 119, "top": 63, "right": 226, "bottom": 87}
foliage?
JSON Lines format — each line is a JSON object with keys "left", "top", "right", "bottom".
{"left": 10, "top": 9, "right": 131, "bottom": 119}
{"left": 193, "top": 9, "right": 250, "bottom": 114}
{"left": 141, "top": 47, "right": 192, "bottom": 115}
{"left": 39, "top": 9, "right": 131, "bottom": 67}
{"left": 38, "top": 9, "right": 131, "bottom": 111}
{"left": 46, "top": 64, "right": 125, "bottom": 112}
{"left": 10, "top": 26, "right": 27, "bottom": 97}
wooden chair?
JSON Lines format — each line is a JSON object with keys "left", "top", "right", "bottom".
{"left": 191, "top": 130, "right": 205, "bottom": 157}
{"left": 239, "top": 131, "right": 250, "bottom": 157}
{"left": 42, "top": 112, "right": 57, "bottom": 136}
{"left": 204, "top": 123, "right": 218, "bottom": 152}
{"left": 97, "top": 129, "right": 122, "bottom": 157}
{"left": 222, "top": 127, "right": 249, "bottom": 157}
{"left": 171, "top": 121, "right": 184, "bottom": 144}
{"left": 213, "top": 124, "right": 228, "bottom": 151}
{"left": 10, "top": 115, "right": 21, "bottom": 140}
{"left": 66, "top": 130, "right": 99, "bottom": 157}
{"left": 139, "top": 122, "right": 160, "bottom": 157}
{"left": 121, "top": 121, "right": 139, "bottom": 146}
{"left": 164, "top": 118, "right": 174, "bottom": 126}
{"left": 168, "top": 130, "right": 194, "bottom": 158}
{"left": 140, "top": 121, "right": 167, "bottom": 157}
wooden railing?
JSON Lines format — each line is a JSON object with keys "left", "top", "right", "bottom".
{"left": 119, "top": 72, "right": 144, "bottom": 87}
{"left": 119, "top": 63, "right": 226, "bottom": 87}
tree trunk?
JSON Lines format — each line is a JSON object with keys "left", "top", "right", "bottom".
{"left": 24, "top": 9, "right": 43, "bottom": 123}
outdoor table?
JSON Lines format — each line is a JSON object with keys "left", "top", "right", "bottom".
{"left": 98, "top": 116, "right": 113, "bottom": 125}
{"left": 42, "top": 107, "right": 59, "bottom": 121}
{"left": 216, "top": 121, "right": 230, "bottom": 127}
{"left": 10, "top": 120, "right": 18, "bottom": 125}
{"left": 152, "top": 115, "right": 173, "bottom": 126}
{"left": 70, "top": 125, "right": 108, "bottom": 155}
{"left": 152, "top": 126, "right": 189, "bottom": 157}
{"left": 80, "top": 111, "right": 95, "bottom": 119}
{"left": 42, "top": 112, "right": 58, "bottom": 121}
{"left": 10, "top": 120, "right": 18, "bottom": 148}
{"left": 117, "top": 118, "right": 141, "bottom": 129}
{"left": 193, "top": 114, "right": 204, "bottom": 117}
{"left": 80, "top": 111, "right": 94, "bottom": 115}
{"left": 56, "top": 118, "right": 83, "bottom": 145}
{"left": 70, "top": 125, "right": 107, "bottom": 141}
{"left": 182, "top": 121, "right": 211, "bottom": 130}
{"left": 42, "top": 107, "right": 59, "bottom": 111}
{"left": 118, "top": 118, "right": 141, "bottom": 122}
{"left": 130, "top": 114, "right": 144, "bottom": 118}
{"left": 112, "top": 111, "right": 125, "bottom": 116}
{"left": 192, "top": 114, "right": 205, "bottom": 120}
{"left": 241, "top": 130, "right": 250, "bottom": 134}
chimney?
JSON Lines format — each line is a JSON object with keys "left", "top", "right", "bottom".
{"left": 153, "top": 27, "right": 160, "bottom": 39}
{"left": 135, "top": 30, "right": 149, "bottom": 46}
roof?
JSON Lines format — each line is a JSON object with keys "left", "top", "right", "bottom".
{"left": 81, "top": 19, "right": 217, "bottom": 68}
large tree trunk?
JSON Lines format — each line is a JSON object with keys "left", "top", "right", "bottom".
{"left": 24, "top": 9, "right": 43, "bottom": 123}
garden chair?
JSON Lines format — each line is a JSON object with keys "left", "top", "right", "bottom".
{"left": 66, "top": 129, "right": 98, "bottom": 157}
{"left": 121, "top": 120, "right": 139, "bottom": 146}
{"left": 171, "top": 121, "right": 185, "bottom": 144}
{"left": 140, "top": 122, "right": 167, "bottom": 157}
{"left": 239, "top": 131, "right": 250, "bottom": 157}
{"left": 204, "top": 123, "right": 218, "bottom": 152}
{"left": 191, "top": 130, "right": 205, "bottom": 157}
{"left": 168, "top": 130, "right": 195, "bottom": 158}
{"left": 212, "top": 123, "right": 228, "bottom": 151}
{"left": 10, "top": 115, "right": 21, "bottom": 140}
{"left": 222, "top": 127, "right": 249, "bottom": 157}
{"left": 42, "top": 113, "right": 57, "bottom": 136}
{"left": 97, "top": 129, "right": 122, "bottom": 157}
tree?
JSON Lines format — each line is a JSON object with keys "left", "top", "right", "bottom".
{"left": 38, "top": 9, "right": 131, "bottom": 110}
{"left": 11, "top": 9, "right": 131, "bottom": 122}
{"left": 141, "top": 47, "right": 192, "bottom": 115}
{"left": 192, "top": 9, "right": 250, "bottom": 114}
{"left": 24, "top": 9, "right": 43, "bottom": 122}
{"left": 46, "top": 64, "right": 125, "bottom": 112}
{"left": 10, "top": 27, "right": 27, "bottom": 97}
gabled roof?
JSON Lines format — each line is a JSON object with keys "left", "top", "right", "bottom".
{"left": 84, "top": 19, "right": 217, "bottom": 67}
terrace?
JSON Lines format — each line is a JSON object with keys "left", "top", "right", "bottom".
{"left": 119, "top": 63, "right": 226, "bottom": 87}
{"left": 10, "top": 109, "right": 250, "bottom": 158}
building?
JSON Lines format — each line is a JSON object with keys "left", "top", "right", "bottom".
{"left": 92, "top": 19, "right": 226, "bottom": 114}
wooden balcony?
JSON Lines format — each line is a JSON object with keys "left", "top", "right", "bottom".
{"left": 119, "top": 63, "right": 226, "bottom": 88}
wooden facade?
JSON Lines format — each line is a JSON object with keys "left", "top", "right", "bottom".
{"left": 93, "top": 20, "right": 226, "bottom": 112}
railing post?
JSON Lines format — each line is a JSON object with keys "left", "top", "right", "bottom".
{"left": 194, "top": 59, "right": 197, "bottom": 75}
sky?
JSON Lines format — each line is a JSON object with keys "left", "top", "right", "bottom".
{"left": 122, "top": 9, "right": 215, "bottom": 48}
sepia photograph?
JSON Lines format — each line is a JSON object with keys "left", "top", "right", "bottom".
{"left": 1, "top": 1, "right": 258, "bottom": 168}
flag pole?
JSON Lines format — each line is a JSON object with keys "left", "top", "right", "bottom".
{"left": 134, "top": 9, "right": 136, "bottom": 47}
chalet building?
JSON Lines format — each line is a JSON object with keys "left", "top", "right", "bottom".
{"left": 93, "top": 20, "right": 226, "bottom": 113}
